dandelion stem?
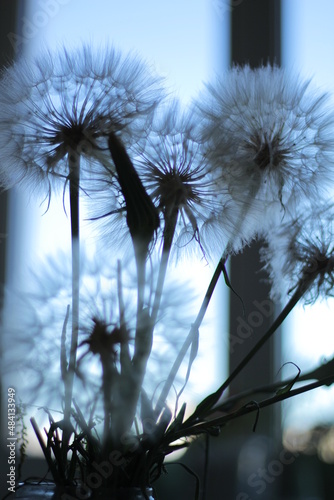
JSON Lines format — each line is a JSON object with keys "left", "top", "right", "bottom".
{"left": 185, "top": 285, "right": 305, "bottom": 424}
{"left": 117, "top": 260, "right": 130, "bottom": 373}
{"left": 30, "top": 417, "right": 60, "bottom": 482}
{"left": 216, "top": 288, "right": 302, "bottom": 396}
{"left": 63, "top": 150, "right": 80, "bottom": 455}
{"left": 163, "top": 374, "right": 334, "bottom": 443}
{"left": 208, "top": 356, "right": 334, "bottom": 414}
{"left": 150, "top": 208, "right": 178, "bottom": 328}
{"left": 101, "top": 354, "right": 113, "bottom": 444}
{"left": 155, "top": 256, "right": 225, "bottom": 414}
{"left": 157, "top": 183, "right": 262, "bottom": 417}
{"left": 108, "top": 132, "right": 159, "bottom": 430}
{"left": 154, "top": 183, "right": 261, "bottom": 415}
{"left": 131, "top": 209, "right": 178, "bottom": 423}
{"left": 155, "top": 185, "right": 260, "bottom": 412}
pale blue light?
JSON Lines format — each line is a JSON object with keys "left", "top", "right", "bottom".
{"left": 25, "top": 0, "right": 226, "bottom": 102}
{"left": 282, "top": 0, "right": 334, "bottom": 91}
{"left": 4, "top": 2, "right": 230, "bottom": 456}
{"left": 282, "top": 0, "right": 334, "bottom": 432}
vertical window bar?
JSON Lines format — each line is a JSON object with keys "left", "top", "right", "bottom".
{"left": 0, "top": 1, "right": 25, "bottom": 490}
{"left": 228, "top": 0, "right": 281, "bottom": 435}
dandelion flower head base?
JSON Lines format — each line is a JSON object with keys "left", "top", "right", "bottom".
{"left": 245, "top": 130, "right": 290, "bottom": 172}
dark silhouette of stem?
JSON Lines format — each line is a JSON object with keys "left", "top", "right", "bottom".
{"left": 163, "top": 374, "right": 334, "bottom": 444}
{"left": 186, "top": 285, "right": 304, "bottom": 425}
{"left": 108, "top": 132, "right": 159, "bottom": 428}
{"left": 63, "top": 151, "right": 80, "bottom": 457}
{"left": 211, "top": 356, "right": 334, "bottom": 414}
{"left": 150, "top": 208, "right": 178, "bottom": 328}
{"left": 155, "top": 257, "right": 226, "bottom": 414}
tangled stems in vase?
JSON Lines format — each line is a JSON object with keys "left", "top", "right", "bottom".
{"left": 107, "top": 132, "right": 160, "bottom": 434}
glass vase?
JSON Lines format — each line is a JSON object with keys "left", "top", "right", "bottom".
{"left": 16, "top": 483, "right": 156, "bottom": 499}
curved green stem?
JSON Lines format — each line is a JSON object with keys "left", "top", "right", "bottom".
{"left": 154, "top": 184, "right": 260, "bottom": 414}
{"left": 163, "top": 374, "right": 334, "bottom": 443}
{"left": 185, "top": 285, "right": 305, "bottom": 425}
{"left": 210, "top": 357, "right": 334, "bottom": 414}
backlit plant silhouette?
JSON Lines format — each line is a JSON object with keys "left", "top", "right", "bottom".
{"left": 1, "top": 47, "right": 334, "bottom": 499}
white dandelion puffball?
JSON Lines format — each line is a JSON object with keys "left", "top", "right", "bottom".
{"left": 197, "top": 65, "right": 334, "bottom": 229}
{"left": 3, "top": 247, "right": 196, "bottom": 406}
{"left": 135, "top": 102, "right": 233, "bottom": 259}
{"left": 0, "top": 45, "right": 163, "bottom": 199}
{"left": 261, "top": 204, "right": 334, "bottom": 304}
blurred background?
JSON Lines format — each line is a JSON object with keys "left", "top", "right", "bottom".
{"left": 1, "top": 0, "right": 334, "bottom": 498}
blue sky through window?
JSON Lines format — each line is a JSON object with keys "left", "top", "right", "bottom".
{"left": 5, "top": 0, "right": 230, "bottom": 454}
{"left": 281, "top": 0, "right": 334, "bottom": 435}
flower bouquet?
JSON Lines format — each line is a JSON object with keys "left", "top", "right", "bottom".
{"left": 1, "top": 46, "right": 334, "bottom": 499}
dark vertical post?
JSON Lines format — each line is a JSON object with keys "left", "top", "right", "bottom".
{"left": 231, "top": 0, "right": 281, "bottom": 66}
{"left": 228, "top": 0, "right": 281, "bottom": 432}
{"left": 0, "top": 5, "right": 20, "bottom": 286}
{"left": 0, "top": 2, "right": 22, "bottom": 496}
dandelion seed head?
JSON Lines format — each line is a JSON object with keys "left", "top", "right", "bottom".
{"left": 262, "top": 204, "right": 334, "bottom": 304}
{"left": 197, "top": 65, "right": 334, "bottom": 229}
{"left": 0, "top": 45, "right": 163, "bottom": 201}
{"left": 136, "top": 103, "right": 229, "bottom": 258}
{"left": 4, "top": 246, "right": 196, "bottom": 407}
{"left": 244, "top": 130, "right": 290, "bottom": 171}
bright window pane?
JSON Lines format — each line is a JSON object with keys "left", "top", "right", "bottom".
{"left": 282, "top": 0, "right": 334, "bottom": 432}
{"left": 4, "top": 0, "right": 230, "bottom": 455}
